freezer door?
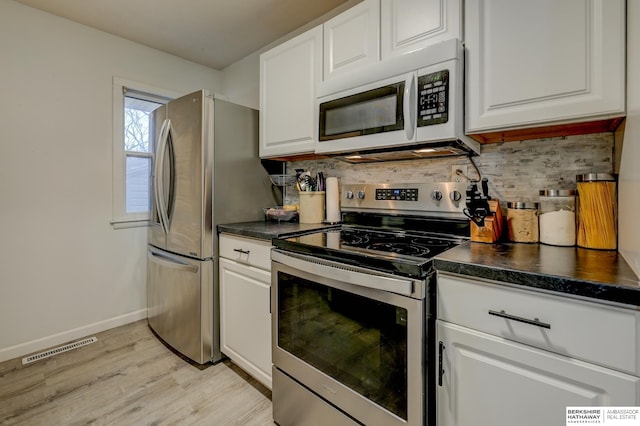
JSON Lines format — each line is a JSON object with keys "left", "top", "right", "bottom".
{"left": 165, "top": 91, "right": 210, "bottom": 259}
{"left": 147, "top": 246, "right": 214, "bottom": 364}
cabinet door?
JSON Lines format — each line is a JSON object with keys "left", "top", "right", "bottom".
{"left": 219, "top": 258, "right": 272, "bottom": 389}
{"left": 436, "top": 321, "right": 640, "bottom": 426}
{"left": 465, "top": 0, "right": 625, "bottom": 133}
{"left": 381, "top": 0, "right": 462, "bottom": 60}
{"left": 323, "top": 0, "right": 380, "bottom": 81}
{"left": 259, "top": 26, "right": 321, "bottom": 158}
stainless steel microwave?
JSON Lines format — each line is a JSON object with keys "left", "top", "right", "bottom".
{"left": 316, "top": 39, "right": 479, "bottom": 160}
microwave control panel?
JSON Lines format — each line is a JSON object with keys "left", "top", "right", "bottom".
{"left": 417, "top": 70, "right": 449, "bottom": 127}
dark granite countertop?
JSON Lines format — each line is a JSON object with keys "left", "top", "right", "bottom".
{"left": 219, "top": 221, "right": 640, "bottom": 307}
{"left": 434, "top": 242, "right": 640, "bottom": 307}
{"left": 217, "top": 221, "right": 339, "bottom": 241}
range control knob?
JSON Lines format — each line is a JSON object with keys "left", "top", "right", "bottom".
{"left": 356, "top": 190, "right": 366, "bottom": 200}
{"left": 345, "top": 190, "right": 354, "bottom": 199}
{"left": 449, "top": 190, "right": 462, "bottom": 202}
{"left": 431, "top": 190, "right": 443, "bottom": 202}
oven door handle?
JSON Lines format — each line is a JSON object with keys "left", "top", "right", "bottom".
{"left": 271, "top": 250, "right": 419, "bottom": 297}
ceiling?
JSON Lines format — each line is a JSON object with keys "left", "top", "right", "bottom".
{"left": 14, "top": 0, "right": 355, "bottom": 70}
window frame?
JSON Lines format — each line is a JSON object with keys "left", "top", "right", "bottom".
{"left": 111, "top": 77, "right": 180, "bottom": 228}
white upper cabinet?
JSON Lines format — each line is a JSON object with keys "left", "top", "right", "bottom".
{"left": 381, "top": 0, "right": 462, "bottom": 60}
{"left": 465, "top": 0, "right": 626, "bottom": 136}
{"left": 323, "top": 0, "right": 380, "bottom": 81}
{"left": 323, "top": 0, "right": 463, "bottom": 81}
{"left": 259, "top": 26, "right": 322, "bottom": 158}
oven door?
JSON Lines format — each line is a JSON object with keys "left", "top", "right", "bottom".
{"left": 271, "top": 250, "right": 425, "bottom": 426}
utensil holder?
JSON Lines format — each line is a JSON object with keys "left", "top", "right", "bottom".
{"left": 471, "top": 199, "right": 503, "bottom": 243}
{"left": 299, "top": 191, "right": 325, "bottom": 224}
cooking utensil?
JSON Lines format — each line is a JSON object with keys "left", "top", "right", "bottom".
{"left": 481, "top": 178, "right": 489, "bottom": 199}
{"left": 317, "top": 172, "right": 325, "bottom": 192}
{"left": 296, "top": 171, "right": 317, "bottom": 191}
{"left": 464, "top": 180, "right": 491, "bottom": 227}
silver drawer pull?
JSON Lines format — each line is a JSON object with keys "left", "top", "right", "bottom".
{"left": 488, "top": 309, "right": 551, "bottom": 329}
{"left": 233, "top": 248, "right": 250, "bottom": 255}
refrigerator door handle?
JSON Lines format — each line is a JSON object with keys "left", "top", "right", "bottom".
{"left": 147, "top": 247, "right": 200, "bottom": 274}
{"left": 154, "top": 119, "right": 172, "bottom": 235}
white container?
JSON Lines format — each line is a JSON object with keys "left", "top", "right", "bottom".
{"left": 325, "top": 177, "right": 341, "bottom": 223}
{"left": 576, "top": 173, "right": 617, "bottom": 250}
{"left": 539, "top": 189, "right": 576, "bottom": 246}
{"left": 299, "top": 191, "right": 325, "bottom": 224}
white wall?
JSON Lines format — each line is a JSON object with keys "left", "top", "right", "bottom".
{"left": 0, "top": 0, "right": 221, "bottom": 362}
{"left": 618, "top": 1, "right": 640, "bottom": 276}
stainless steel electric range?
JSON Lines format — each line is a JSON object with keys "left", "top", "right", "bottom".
{"left": 270, "top": 182, "right": 470, "bottom": 426}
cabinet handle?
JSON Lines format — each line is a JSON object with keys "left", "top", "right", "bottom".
{"left": 233, "top": 248, "right": 250, "bottom": 255}
{"left": 438, "top": 341, "right": 445, "bottom": 387}
{"left": 488, "top": 309, "right": 551, "bottom": 329}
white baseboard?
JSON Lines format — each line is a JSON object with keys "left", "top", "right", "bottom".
{"left": 0, "top": 309, "right": 148, "bottom": 363}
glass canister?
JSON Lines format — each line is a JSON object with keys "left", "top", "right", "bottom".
{"left": 506, "top": 202, "right": 540, "bottom": 243}
{"left": 538, "top": 189, "right": 577, "bottom": 246}
{"left": 576, "top": 173, "right": 617, "bottom": 250}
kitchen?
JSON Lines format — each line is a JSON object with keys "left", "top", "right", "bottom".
{"left": 1, "top": 0, "right": 639, "bottom": 425}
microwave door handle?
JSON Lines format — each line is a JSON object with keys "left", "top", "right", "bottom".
{"left": 404, "top": 73, "right": 416, "bottom": 141}
{"left": 153, "top": 119, "right": 171, "bottom": 235}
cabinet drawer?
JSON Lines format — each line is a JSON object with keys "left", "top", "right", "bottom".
{"left": 219, "top": 234, "right": 272, "bottom": 270}
{"left": 437, "top": 273, "right": 640, "bottom": 376}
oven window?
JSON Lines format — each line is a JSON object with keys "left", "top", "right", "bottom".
{"left": 319, "top": 82, "right": 405, "bottom": 141}
{"left": 277, "top": 271, "right": 408, "bottom": 420}
{"left": 325, "top": 95, "right": 397, "bottom": 136}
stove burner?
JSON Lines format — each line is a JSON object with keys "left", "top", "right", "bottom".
{"left": 338, "top": 228, "right": 459, "bottom": 259}
{"left": 341, "top": 232, "right": 369, "bottom": 246}
{"left": 367, "top": 242, "right": 431, "bottom": 257}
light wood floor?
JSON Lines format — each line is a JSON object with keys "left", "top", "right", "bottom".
{"left": 0, "top": 320, "right": 274, "bottom": 425}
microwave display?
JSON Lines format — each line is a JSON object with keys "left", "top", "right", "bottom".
{"left": 417, "top": 70, "right": 449, "bottom": 127}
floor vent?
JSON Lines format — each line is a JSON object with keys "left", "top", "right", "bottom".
{"left": 22, "top": 336, "right": 98, "bottom": 365}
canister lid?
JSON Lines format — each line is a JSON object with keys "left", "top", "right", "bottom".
{"left": 539, "top": 189, "right": 577, "bottom": 197}
{"left": 576, "top": 173, "right": 616, "bottom": 182}
{"left": 507, "top": 202, "right": 540, "bottom": 209}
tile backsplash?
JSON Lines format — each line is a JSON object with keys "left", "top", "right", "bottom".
{"left": 285, "top": 133, "right": 614, "bottom": 208}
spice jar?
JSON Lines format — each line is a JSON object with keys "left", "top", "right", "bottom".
{"left": 539, "top": 189, "right": 576, "bottom": 246}
{"left": 576, "top": 173, "right": 617, "bottom": 250}
{"left": 507, "top": 202, "right": 539, "bottom": 243}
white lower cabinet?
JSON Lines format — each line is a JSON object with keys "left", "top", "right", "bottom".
{"left": 436, "top": 273, "right": 640, "bottom": 426}
{"left": 219, "top": 235, "right": 272, "bottom": 389}
{"left": 436, "top": 321, "right": 639, "bottom": 426}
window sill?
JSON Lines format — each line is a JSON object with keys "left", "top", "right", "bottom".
{"left": 110, "top": 219, "right": 150, "bottom": 230}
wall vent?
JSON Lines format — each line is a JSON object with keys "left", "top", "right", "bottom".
{"left": 21, "top": 336, "right": 97, "bottom": 365}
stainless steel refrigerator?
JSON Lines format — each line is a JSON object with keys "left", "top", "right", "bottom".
{"left": 147, "top": 90, "right": 276, "bottom": 364}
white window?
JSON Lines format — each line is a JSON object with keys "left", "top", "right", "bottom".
{"left": 112, "top": 78, "right": 179, "bottom": 228}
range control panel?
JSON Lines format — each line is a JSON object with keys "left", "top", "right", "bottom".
{"left": 342, "top": 182, "right": 467, "bottom": 217}
{"left": 375, "top": 188, "right": 419, "bottom": 201}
